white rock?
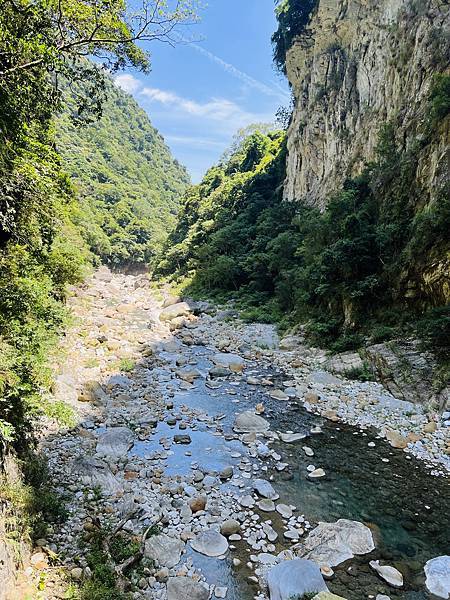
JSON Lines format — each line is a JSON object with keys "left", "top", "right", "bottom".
{"left": 191, "top": 529, "right": 229, "bottom": 557}
{"left": 269, "top": 389, "right": 289, "bottom": 401}
{"left": 308, "top": 468, "right": 326, "bottom": 479}
{"left": 298, "top": 519, "right": 375, "bottom": 567}
{"left": 276, "top": 504, "right": 293, "bottom": 519}
{"left": 144, "top": 534, "right": 184, "bottom": 568}
{"left": 279, "top": 432, "right": 307, "bottom": 443}
{"left": 370, "top": 560, "right": 403, "bottom": 588}
{"left": 267, "top": 559, "right": 328, "bottom": 600}
{"left": 211, "top": 353, "right": 244, "bottom": 371}
{"left": 159, "top": 302, "right": 191, "bottom": 322}
{"left": 424, "top": 556, "right": 450, "bottom": 599}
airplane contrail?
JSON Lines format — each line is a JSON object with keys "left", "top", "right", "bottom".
{"left": 174, "top": 33, "right": 290, "bottom": 103}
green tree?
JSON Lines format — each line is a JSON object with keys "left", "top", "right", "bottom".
{"left": 0, "top": 0, "right": 198, "bottom": 448}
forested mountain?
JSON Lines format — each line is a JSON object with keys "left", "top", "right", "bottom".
{"left": 57, "top": 76, "right": 189, "bottom": 265}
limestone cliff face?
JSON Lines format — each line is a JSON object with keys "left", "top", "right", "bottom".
{"left": 284, "top": 0, "right": 449, "bottom": 208}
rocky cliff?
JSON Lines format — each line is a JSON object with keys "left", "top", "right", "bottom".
{"left": 284, "top": 0, "right": 449, "bottom": 208}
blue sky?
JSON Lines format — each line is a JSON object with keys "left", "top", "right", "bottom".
{"left": 115, "top": 0, "right": 290, "bottom": 182}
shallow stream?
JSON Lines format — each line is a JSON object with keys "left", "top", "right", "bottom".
{"left": 135, "top": 340, "right": 449, "bottom": 599}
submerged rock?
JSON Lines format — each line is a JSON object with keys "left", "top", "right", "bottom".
{"left": 424, "top": 556, "right": 450, "bottom": 599}
{"left": 258, "top": 499, "right": 276, "bottom": 512}
{"left": 297, "top": 519, "right": 375, "bottom": 567}
{"left": 267, "top": 558, "right": 328, "bottom": 600}
{"left": 370, "top": 560, "right": 403, "bottom": 587}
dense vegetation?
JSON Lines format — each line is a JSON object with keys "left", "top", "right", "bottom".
{"left": 272, "top": 0, "right": 318, "bottom": 71}
{"left": 155, "top": 78, "right": 450, "bottom": 355}
{"left": 57, "top": 78, "right": 189, "bottom": 265}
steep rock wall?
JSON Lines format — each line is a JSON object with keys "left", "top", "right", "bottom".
{"left": 284, "top": 0, "right": 449, "bottom": 208}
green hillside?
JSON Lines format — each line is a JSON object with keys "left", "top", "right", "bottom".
{"left": 155, "top": 119, "right": 449, "bottom": 356}
{"left": 57, "top": 76, "right": 190, "bottom": 265}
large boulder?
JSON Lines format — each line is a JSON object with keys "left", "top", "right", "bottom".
{"left": 191, "top": 529, "right": 229, "bottom": 557}
{"left": 279, "top": 335, "right": 302, "bottom": 350}
{"left": 78, "top": 380, "right": 109, "bottom": 405}
{"left": 267, "top": 559, "right": 328, "bottom": 600}
{"left": 211, "top": 352, "right": 245, "bottom": 372}
{"left": 385, "top": 430, "right": 408, "bottom": 449}
{"left": 297, "top": 519, "right": 375, "bottom": 567}
{"left": 233, "top": 411, "right": 270, "bottom": 434}
{"left": 95, "top": 427, "right": 134, "bottom": 458}
{"left": 73, "top": 457, "right": 121, "bottom": 495}
{"left": 308, "top": 370, "right": 342, "bottom": 386}
{"left": 424, "top": 556, "right": 450, "bottom": 599}
{"left": 167, "top": 577, "right": 209, "bottom": 600}
{"left": 363, "top": 339, "right": 448, "bottom": 409}
{"left": 144, "top": 534, "right": 184, "bottom": 568}
{"left": 325, "top": 352, "right": 365, "bottom": 376}
{"left": 162, "top": 295, "right": 182, "bottom": 308}
{"left": 159, "top": 302, "right": 191, "bottom": 322}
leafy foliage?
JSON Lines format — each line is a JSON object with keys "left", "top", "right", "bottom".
{"left": 428, "top": 73, "right": 450, "bottom": 126}
{"left": 0, "top": 124, "right": 91, "bottom": 450}
{"left": 0, "top": 453, "right": 68, "bottom": 546}
{"left": 0, "top": 0, "right": 193, "bottom": 452}
{"left": 57, "top": 74, "right": 190, "bottom": 264}
{"left": 272, "top": 0, "right": 318, "bottom": 71}
{"left": 155, "top": 111, "right": 449, "bottom": 353}
{"left": 155, "top": 130, "right": 290, "bottom": 304}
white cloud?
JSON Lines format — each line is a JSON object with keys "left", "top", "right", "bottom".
{"left": 114, "top": 73, "right": 141, "bottom": 94}
{"left": 165, "top": 135, "right": 226, "bottom": 149}
{"left": 140, "top": 85, "right": 271, "bottom": 133}
{"left": 141, "top": 87, "right": 179, "bottom": 104}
